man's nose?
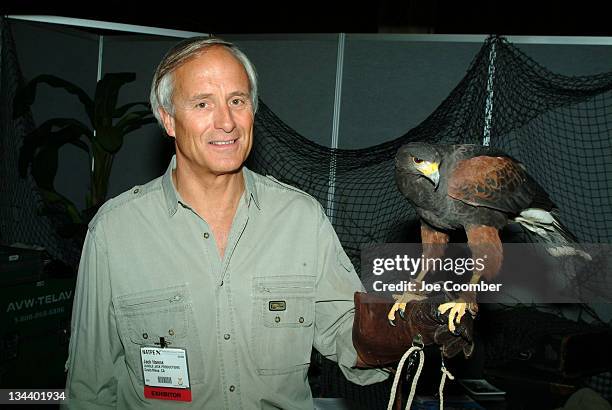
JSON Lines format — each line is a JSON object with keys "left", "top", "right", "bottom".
{"left": 213, "top": 104, "right": 236, "bottom": 133}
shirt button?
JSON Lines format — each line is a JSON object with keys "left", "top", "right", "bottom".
{"left": 274, "top": 316, "right": 281, "bottom": 323}
{"left": 298, "top": 317, "right": 304, "bottom": 324}
{"left": 224, "top": 334, "right": 231, "bottom": 340}
{"left": 168, "top": 329, "right": 175, "bottom": 336}
{"left": 142, "top": 333, "right": 149, "bottom": 339}
{"left": 203, "top": 232, "right": 210, "bottom": 239}
{"left": 133, "top": 188, "right": 139, "bottom": 194}
{"left": 229, "top": 385, "right": 236, "bottom": 392}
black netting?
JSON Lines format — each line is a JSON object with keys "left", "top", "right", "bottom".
{"left": 248, "top": 36, "right": 612, "bottom": 276}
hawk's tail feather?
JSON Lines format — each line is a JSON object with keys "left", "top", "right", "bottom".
{"left": 549, "top": 208, "right": 579, "bottom": 242}
{"left": 513, "top": 208, "right": 591, "bottom": 261}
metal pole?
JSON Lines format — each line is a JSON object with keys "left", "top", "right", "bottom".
{"left": 92, "top": 34, "right": 104, "bottom": 173}
{"left": 7, "top": 15, "right": 206, "bottom": 38}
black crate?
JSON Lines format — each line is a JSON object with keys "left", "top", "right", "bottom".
{"left": 0, "top": 275, "right": 76, "bottom": 388}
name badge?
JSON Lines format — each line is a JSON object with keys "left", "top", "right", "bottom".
{"left": 141, "top": 346, "right": 192, "bottom": 402}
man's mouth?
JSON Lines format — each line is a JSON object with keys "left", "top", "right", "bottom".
{"left": 209, "top": 139, "right": 237, "bottom": 145}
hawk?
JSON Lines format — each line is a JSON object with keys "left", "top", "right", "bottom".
{"left": 390, "top": 142, "right": 589, "bottom": 332}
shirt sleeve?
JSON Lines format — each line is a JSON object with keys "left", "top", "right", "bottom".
{"left": 312, "top": 206, "right": 389, "bottom": 385}
{"left": 62, "top": 223, "right": 122, "bottom": 409}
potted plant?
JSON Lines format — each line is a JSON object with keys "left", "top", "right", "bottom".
{"left": 13, "top": 72, "right": 156, "bottom": 242}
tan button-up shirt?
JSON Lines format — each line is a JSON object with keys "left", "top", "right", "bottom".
{"left": 63, "top": 156, "right": 387, "bottom": 409}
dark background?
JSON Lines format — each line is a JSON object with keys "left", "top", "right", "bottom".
{"left": 2, "top": 2, "right": 612, "bottom": 405}
{"left": 2, "top": 0, "right": 612, "bottom": 35}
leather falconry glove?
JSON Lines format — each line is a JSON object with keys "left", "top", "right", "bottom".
{"left": 352, "top": 291, "right": 474, "bottom": 367}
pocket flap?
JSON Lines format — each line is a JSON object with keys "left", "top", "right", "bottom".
{"left": 114, "top": 285, "right": 189, "bottom": 345}
{"left": 253, "top": 275, "right": 315, "bottom": 328}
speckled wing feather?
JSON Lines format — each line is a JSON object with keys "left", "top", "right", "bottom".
{"left": 447, "top": 156, "right": 536, "bottom": 214}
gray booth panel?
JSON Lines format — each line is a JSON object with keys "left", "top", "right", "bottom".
{"left": 102, "top": 35, "right": 180, "bottom": 197}
{"left": 339, "top": 38, "right": 482, "bottom": 149}
{"left": 222, "top": 35, "right": 339, "bottom": 148}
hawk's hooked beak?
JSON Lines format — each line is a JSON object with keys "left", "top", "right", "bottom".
{"left": 419, "top": 162, "right": 440, "bottom": 187}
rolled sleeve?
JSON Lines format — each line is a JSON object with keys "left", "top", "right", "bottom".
{"left": 62, "top": 224, "right": 122, "bottom": 409}
{"left": 312, "top": 208, "right": 388, "bottom": 385}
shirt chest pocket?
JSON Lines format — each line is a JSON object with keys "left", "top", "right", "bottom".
{"left": 251, "top": 275, "right": 316, "bottom": 375}
{"left": 114, "top": 284, "right": 205, "bottom": 384}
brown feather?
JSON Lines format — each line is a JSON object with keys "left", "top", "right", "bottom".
{"left": 421, "top": 222, "right": 449, "bottom": 259}
{"left": 448, "top": 156, "right": 530, "bottom": 213}
{"left": 465, "top": 224, "right": 503, "bottom": 281}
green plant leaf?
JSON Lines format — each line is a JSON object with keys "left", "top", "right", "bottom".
{"left": 15, "top": 71, "right": 156, "bottom": 228}
{"left": 94, "top": 127, "right": 124, "bottom": 154}
{"left": 96, "top": 109, "right": 155, "bottom": 153}
{"left": 94, "top": 73, "right": 136, "bottom": 130}
{"left": 31, "top": 146, "right": 60, "bottom": 191}
{"left": 27, "top": 125, "right": 91, "bottom": 190}
{"left": 114, "top": 102, "right": 151, "bottom": 118}
{"left": 18, "top": 118, "right": 92, "bottom": 178}
{"left": 70, "top": 139, "right": 91, "bottom": 153}
{"left": 13, "top": 75, "right": 94, "bottom": 123}
{"left": 120, "top": 117, "right": 158, "bottom": 135}
{"left": 115, "top": 110, "right": 154, "bottom": 131}
{"left": 38, "top": 188, "right": 83, "bottom": 225}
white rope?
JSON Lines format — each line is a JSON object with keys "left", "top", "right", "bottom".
{"left": 386, "top": 346, "right": 425, "bottom": 410}
{"left": 439, "top": 363, "right": 455, "bottom": 409}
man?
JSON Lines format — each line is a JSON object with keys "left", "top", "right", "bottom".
{"left": 63, "top": 37, "right": 389, "bottom": 409}
{"left": 64, "top": 36, "right": 473, "bottom": 409}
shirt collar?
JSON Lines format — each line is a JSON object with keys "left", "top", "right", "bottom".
{"left": 243, "top": 166, "right": 262, "bottom": 211}
{"left": 162, "top": 155, "right": 261, "bottom": 216}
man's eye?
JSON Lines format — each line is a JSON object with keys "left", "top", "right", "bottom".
{"left": 196, "top": 102, "right": 207, "bottom": 109}
{"left": 231, "top": 98, "right": 245, "bottom": 105}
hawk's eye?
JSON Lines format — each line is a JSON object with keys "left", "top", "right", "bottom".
{"left": 413, "top": 157, "right": 424, "bottom": 164}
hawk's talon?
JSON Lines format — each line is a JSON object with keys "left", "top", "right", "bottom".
{"left": 387, "top": 288, "right": 427, "bottom": 327}
{"left": 438, "top": 299, "right": 477, "bottom": 334}
{"left": 387, "top": 303, "right": 400, "bottom": 327}
{"left": 434, "top": 308, "right": 445, "bottom": 324}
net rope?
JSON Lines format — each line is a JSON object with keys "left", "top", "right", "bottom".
{"left": 247, "top": 35, "right": 612, "bottom": 276}
{"left": 4, "top": 32, "right": 611, "bottom": 270}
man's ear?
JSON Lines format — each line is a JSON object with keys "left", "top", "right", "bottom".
{"left": 158, "top": 107, "right": 176, "bottom": 138}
